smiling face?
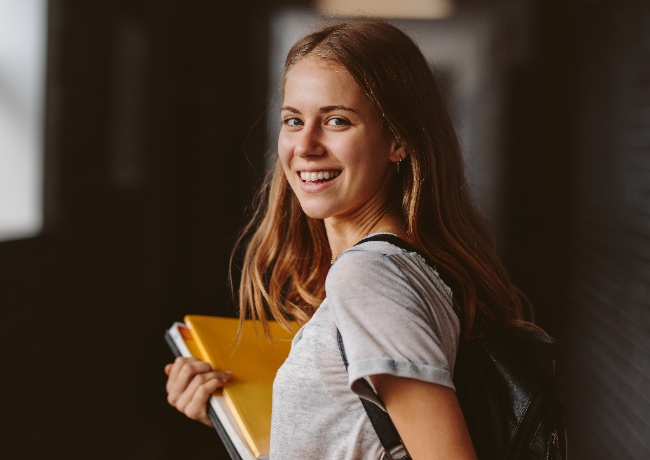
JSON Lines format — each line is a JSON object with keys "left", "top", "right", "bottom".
{"left": 278, "top": 55, "right": 403, "bottom": 227}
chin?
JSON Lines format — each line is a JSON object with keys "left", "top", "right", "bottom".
{"left": 295, "top": 201, "right": 335, "bottom": 221}
{"left": 299, "top": 208, "right": 330, "bottom": 220}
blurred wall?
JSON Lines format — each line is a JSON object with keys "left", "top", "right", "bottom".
{"left": 0, "top": 0, "right": 648, "bottom": 459}
{"left": 0, "top": 0, "right": 46, "bottom": 240}
{"left": 500, "top": 1, "right": 650, "bottom": 457}
{"left": 562, "top": 2, "right": 650, "bottom": 458}
{"left": 0, "top": 0, "right": 274, "bottom": 458}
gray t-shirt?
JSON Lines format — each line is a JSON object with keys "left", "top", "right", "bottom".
{"left": 270, "top": 236, "right": 460, "bottom": 459}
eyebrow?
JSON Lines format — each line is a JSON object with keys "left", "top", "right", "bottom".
{"left": 280, "top": 105, "right": 358, "bottom": 114}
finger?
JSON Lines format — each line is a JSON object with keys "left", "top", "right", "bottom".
{"left": 166, "top": 357, "right": 192, "bottom": 384}
{"left": 174, "top": 360, "right": 214, "bottom": 392}
{"left": 166, "top": 358, "right": 213, "bottom": 395}
{"left": 168, "top": 369, "right": 223, "bottom": 408}
{"left": 168, "top": 357, "right": 209, "bottom": 382}
{"left": 172, "top": 373, "right": 221, "bottom": 423}
{"left": 183, "top": 378, "right": 222, "bottom": 426}
{"left": 214, "top": 370, "right": 233, "bottom": 384}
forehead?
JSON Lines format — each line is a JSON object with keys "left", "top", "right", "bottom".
{"left": 282, "top": 56, "right": 363, "bottom": 103}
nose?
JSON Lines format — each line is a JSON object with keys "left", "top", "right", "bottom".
{"left": 294, "top": 124, "right": 325, "bottom": 158}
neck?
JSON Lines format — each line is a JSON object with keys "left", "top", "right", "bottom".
{"left": 325, "top": 203, "right": 407, "bottom": 263}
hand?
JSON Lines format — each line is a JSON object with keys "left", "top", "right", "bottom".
{"left": 165, "top": 357, "right": 232, "bottom": 427}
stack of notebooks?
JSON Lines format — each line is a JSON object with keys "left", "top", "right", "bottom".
{"left": 165, "top": 316, "right": 295, "bottom": 460}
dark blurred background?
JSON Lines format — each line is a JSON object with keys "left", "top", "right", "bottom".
{"left": 0, "top": 0, "right": 648, "bottom": 458}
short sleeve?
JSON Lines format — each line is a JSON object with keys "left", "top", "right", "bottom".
{"left": 326, "top": 243, "right": 460, "bottom": 407}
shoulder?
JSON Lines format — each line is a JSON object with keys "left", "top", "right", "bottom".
{"left": 330, "top": 238, "right": 403, "bottom": 273}
{"left": 327, "top": 235, "right": 452, "bottom": 304}
{"left": 325, "top": 236, "right": 461, "bottom": 389}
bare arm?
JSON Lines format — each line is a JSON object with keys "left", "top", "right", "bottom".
{"left": 370, "top": 374, "right": 477, "bottom": 460}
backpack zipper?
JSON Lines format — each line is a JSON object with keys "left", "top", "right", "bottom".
{"left": 550, "top": 430, "right": 561, "bottom": 460}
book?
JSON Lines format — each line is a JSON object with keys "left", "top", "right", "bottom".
{"left": 165, "top": 315, "right": 295, "bottom": 460}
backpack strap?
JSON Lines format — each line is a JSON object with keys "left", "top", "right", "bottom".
{"left": 336, "top": 329, "right": 410, "bottom": 460}
{"left": 334, "top": 234, "right": 421, "bottom": 460}
{"left": 349, "top": 234, "right": 566, "bottom": 459}
{"left": 357, "top": 233, "right": 461, "bottom": 318}
{"left": 356, "top": 233, "right": 419, "bottom": 254}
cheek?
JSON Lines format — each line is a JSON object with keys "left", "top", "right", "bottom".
{"left": 277, "top": 135, "right": 292, "bottom": 165}
{"left": 277, "top": 143, "right": 295, "bottom": 184}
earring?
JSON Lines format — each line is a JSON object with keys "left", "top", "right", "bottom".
{"left": 396, "top": 157, "right": 402, "bottom": 173}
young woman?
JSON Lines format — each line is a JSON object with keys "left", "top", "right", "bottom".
{"left": 166, "top": 20, "right": 529, "bottom": 459}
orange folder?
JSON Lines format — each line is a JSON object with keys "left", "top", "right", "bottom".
{"left": 166, "top": 316, "right": 295, "bottom": 459}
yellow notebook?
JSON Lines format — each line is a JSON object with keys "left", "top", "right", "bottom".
{"left": 166, "top": 316, "right": 295, "bottom": 460}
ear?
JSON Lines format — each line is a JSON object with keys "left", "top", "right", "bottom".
{"left": 389, "top": 140, "right": 406, "bottom": 164}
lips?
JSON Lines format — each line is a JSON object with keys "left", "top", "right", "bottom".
{"left": 299, "top": 170, "right": 341, "bottom": 183}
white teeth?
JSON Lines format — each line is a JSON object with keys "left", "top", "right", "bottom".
{"left": 300, "top": 170, "right": 340, "bottom": 182}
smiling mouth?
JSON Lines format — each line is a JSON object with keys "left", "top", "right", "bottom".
{"left": 299, "top": 170, "right": 341, "bottom": 183}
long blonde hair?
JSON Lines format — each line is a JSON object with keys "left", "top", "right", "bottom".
{"left": 232, "top": 21, "right": 531, "bottom": 338}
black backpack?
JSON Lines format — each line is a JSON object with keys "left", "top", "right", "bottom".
{"left": 338, "top": 234, "right": 567, "bottom": 459}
